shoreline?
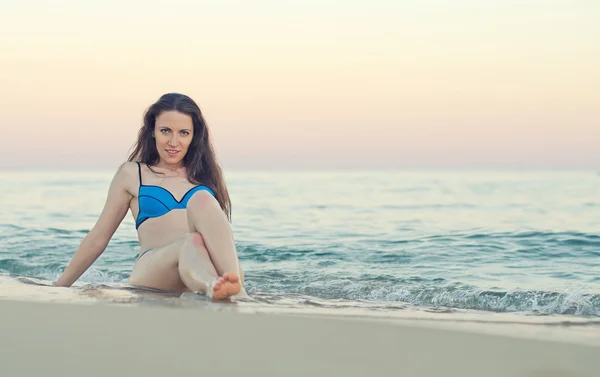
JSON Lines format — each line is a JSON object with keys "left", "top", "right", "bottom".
{"left": 1, "top": 298, "right": 599, "bottom": 377}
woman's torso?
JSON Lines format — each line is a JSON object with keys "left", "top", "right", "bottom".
{"left": 125, "top": 162, "right": 208, "bottom": 252}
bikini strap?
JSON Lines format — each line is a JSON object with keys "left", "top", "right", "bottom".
{"left": 136, "top": 162, "right": 142, "bottom": 185}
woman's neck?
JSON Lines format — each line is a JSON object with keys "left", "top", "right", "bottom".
{"left": 152, "top": 161, "right": 187, "bottom": 178}
{"left": 155, "top": 160, "right": 184, "bottom": 171}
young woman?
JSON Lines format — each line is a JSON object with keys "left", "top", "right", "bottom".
{"left": 55, "top": 93, "right": 245, "bottom": 300}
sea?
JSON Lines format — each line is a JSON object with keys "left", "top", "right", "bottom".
{"left": 1, "top": 168, "right": 600, "bottom": 339}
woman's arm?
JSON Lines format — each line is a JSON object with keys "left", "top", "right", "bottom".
{"left": 55, "top": 163, "right": 134, "bottom": 287}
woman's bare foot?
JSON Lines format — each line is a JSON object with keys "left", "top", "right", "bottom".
{"left": 210, "top": 272, "right": 241, "bottom": 300}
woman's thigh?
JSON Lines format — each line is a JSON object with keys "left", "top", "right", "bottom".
{"left": 128, "top": 235, "right": 190, "bottom": 293}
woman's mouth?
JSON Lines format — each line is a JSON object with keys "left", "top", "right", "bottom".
{"left": 166, "top": 149, "right": 180, "bottom": 157}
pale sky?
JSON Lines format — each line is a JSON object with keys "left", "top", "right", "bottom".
{"left": 1, "top": 0, "right": 598, "bottom": 170}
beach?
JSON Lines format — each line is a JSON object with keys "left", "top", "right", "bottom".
{"left": 1, "top": 296, "right": 599, "bottom": 377}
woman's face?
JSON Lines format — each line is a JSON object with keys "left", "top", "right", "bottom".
{"left": 153, "top": 110, "right": 194, "bottom": 166}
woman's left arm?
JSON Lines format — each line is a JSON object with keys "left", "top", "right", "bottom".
{"left": 55, "top": 163, "right": 134, "bottom": 287}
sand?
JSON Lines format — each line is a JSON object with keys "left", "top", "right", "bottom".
{"left": 0, "top": 298, "right": 599, "bottom": 377}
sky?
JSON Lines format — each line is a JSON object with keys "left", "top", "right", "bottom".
{"left": 0, "top": 0, "right": 599, "bottom": 170}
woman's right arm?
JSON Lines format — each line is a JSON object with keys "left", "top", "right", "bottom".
{"left": 55, "top": 163, "right": 134, "bottom": 287}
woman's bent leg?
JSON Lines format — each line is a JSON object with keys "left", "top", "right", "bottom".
{"left": 177, "top": 233, "right": 217, "bottom": 293}
{"left": 129, "top": 233, "right": 241, "bottom": 299}
{"left": 178, "top": 233, "right": 242, "bottom": 299}
{"left": 128, "top": 238, "right": 188, "bottom": 292}
{"left": 185, "top": 191, "right": 244, "bottom": 297}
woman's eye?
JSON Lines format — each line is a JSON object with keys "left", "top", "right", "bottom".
{"left": 181, "top": 131, "right": 190, "bottom": 136}
{"left": 160, "top": 129, "right": 169, "bottom": 134}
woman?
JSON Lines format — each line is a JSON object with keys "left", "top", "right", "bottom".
{"left": 55, "top": 93, "right": 245, "bottom": 300}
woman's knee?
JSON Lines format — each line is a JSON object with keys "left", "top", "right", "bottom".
{"left": 181, "top": 232, "right": 206, "bottom": 251}
{"left": 190, "top": 232, "right": 205, "bottom": 248}
{"left": 188, "top": 190, "right": 218, "bottom": 212}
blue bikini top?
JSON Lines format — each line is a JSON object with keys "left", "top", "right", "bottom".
{"left": 135, "top": 162, "right": 215, "bottom": 229}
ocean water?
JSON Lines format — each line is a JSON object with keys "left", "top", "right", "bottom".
{"left": 1, "top": 169, "right": 600, "bottom": 324}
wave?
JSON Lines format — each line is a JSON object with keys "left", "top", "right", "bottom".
{"left": 2, "top": 226, "right": 599, "bottom": 317}
{"left": 1, "top": 260, "right": 598, "bottom": 316}
{"left": 248, "top": 284, "right": 600, "bottom": 317}
{"left": 422, "top": 229, "right": 600, "bottom": 246}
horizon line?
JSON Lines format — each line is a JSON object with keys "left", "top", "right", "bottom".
{"left": 0, "top": 165, "right": 598, "bottom": 173}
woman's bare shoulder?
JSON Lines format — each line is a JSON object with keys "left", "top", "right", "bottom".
{"left": 116, "top": 161, "right": 139, "bottom": 174}
{"left": 113, "top": 161, "right": 140, "bottom": 193}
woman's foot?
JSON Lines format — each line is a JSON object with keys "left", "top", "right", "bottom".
{"left": 210, "top": 272, "right": 241, "bottom": 300}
